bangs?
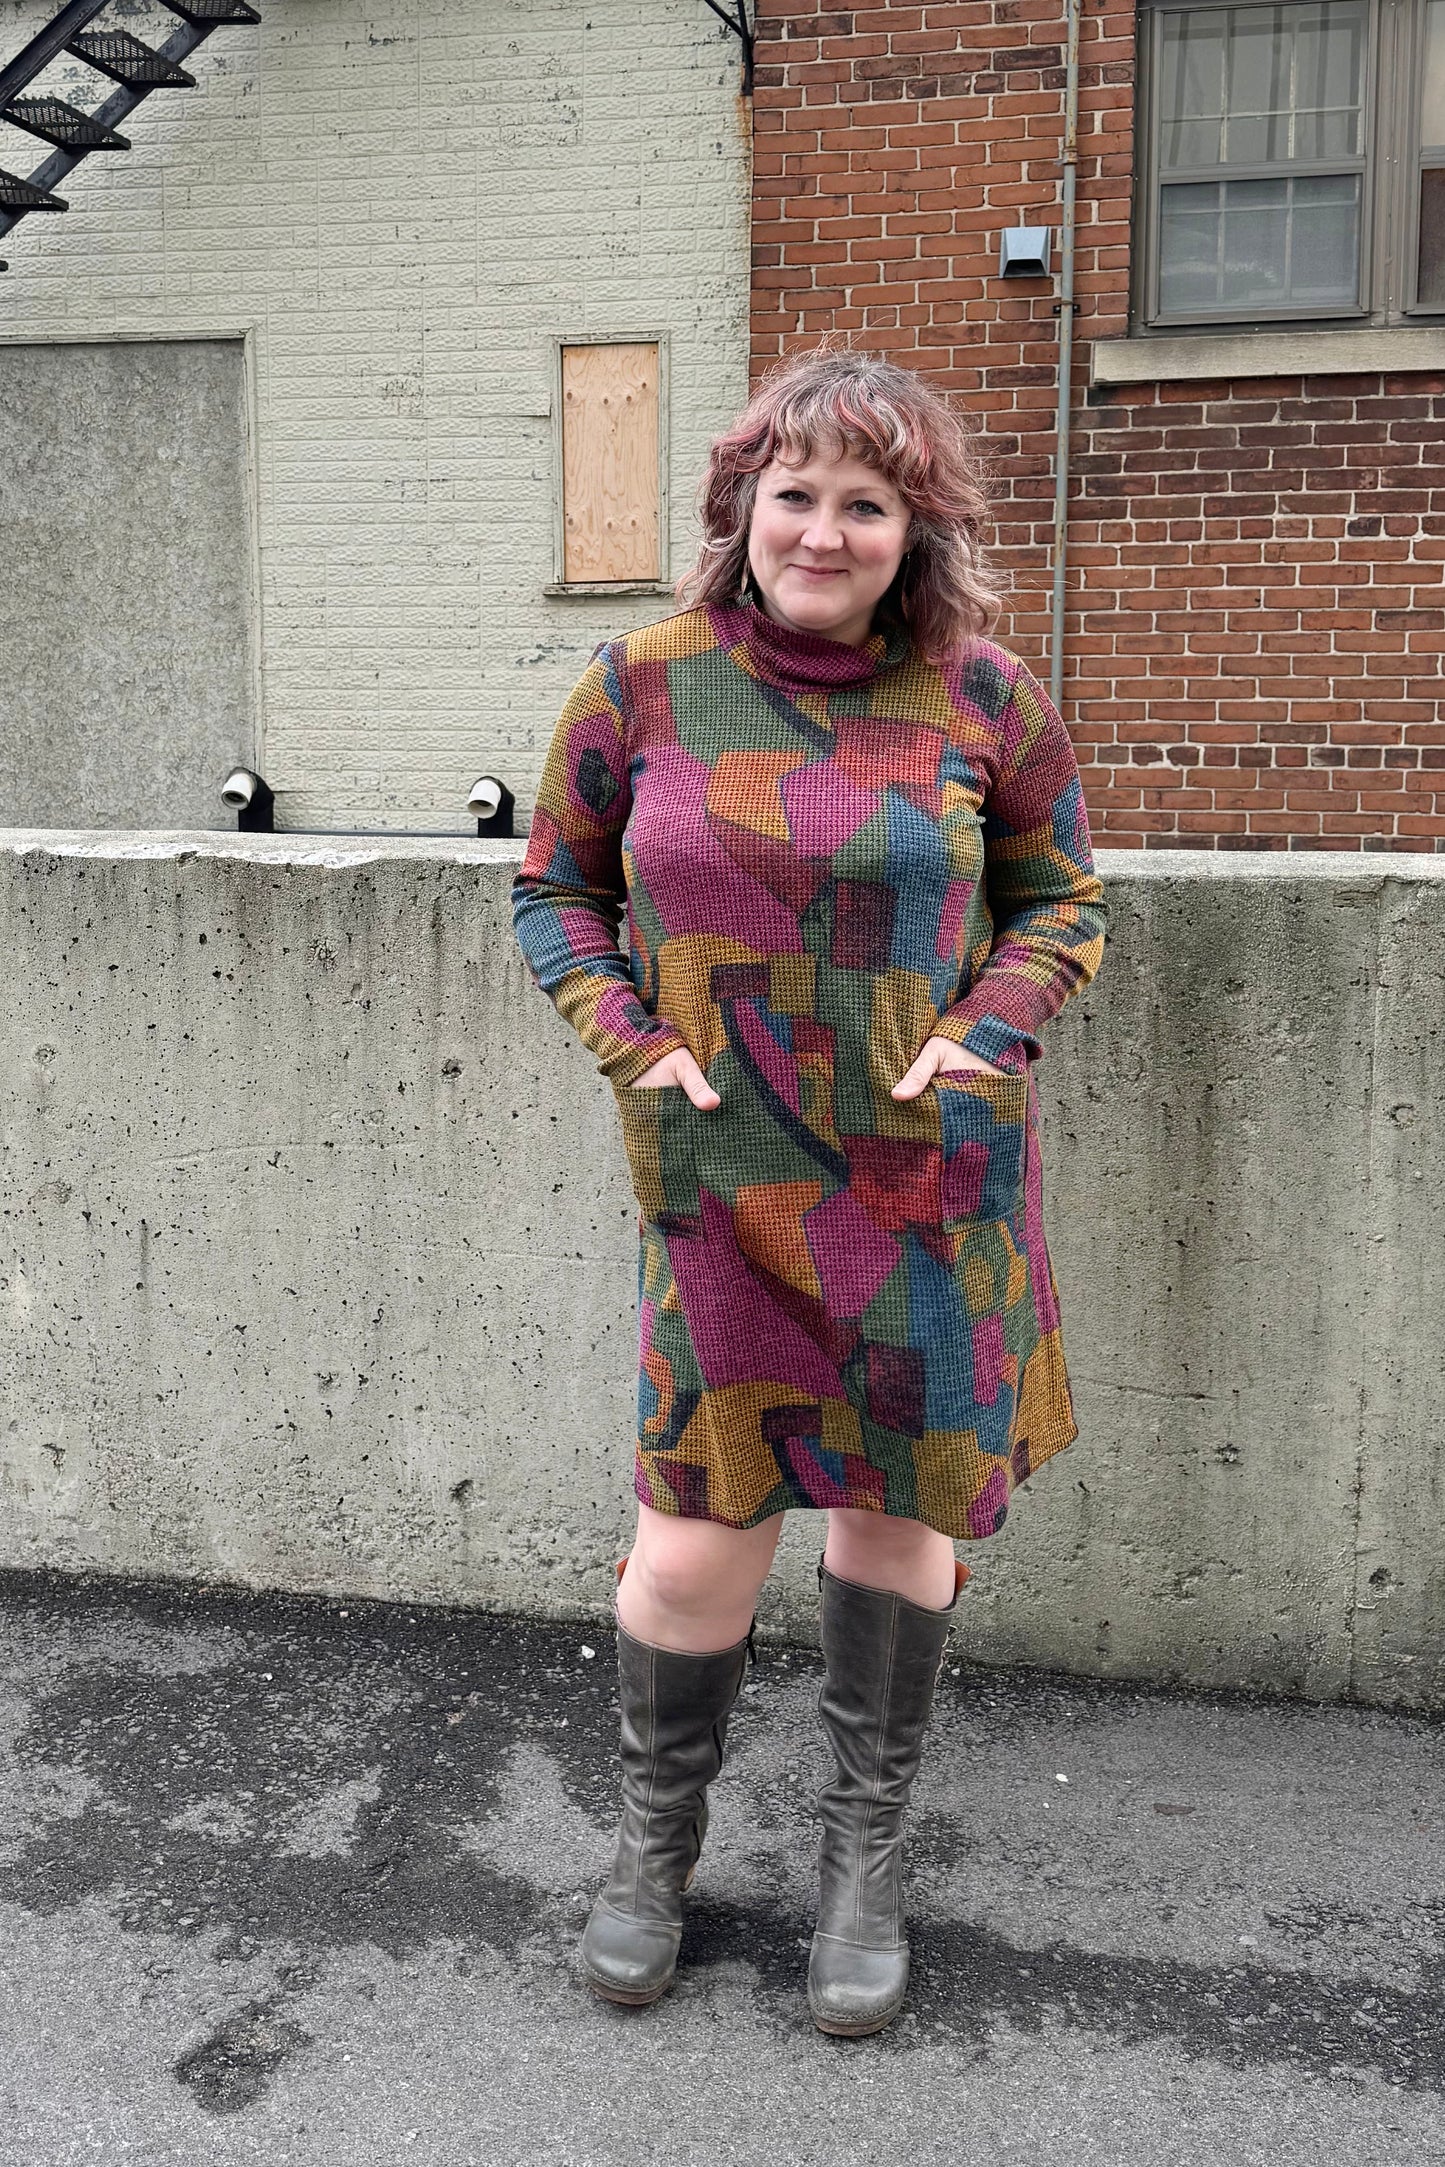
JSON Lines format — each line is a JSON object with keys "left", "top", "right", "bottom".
{"left": 769, "top": 382, "right": 918, "bottom": 492}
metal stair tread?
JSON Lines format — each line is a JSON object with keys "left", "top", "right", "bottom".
{"left": 0, "top": 166, "right": 68, "bottom": 209}
{"left": 2, "top": 93, "right": 130, "bottom": 150}
{"left": 159, "top": 0, "right": 261, "bottom": 21}
{"left": 64, "top": 28, "right": 196, "bottom": 86}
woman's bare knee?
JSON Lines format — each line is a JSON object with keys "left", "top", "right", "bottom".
{"left": 824, "top": 1509, "right": 956, "bottom": 1607}
{"left": 618, "top": 1505, "right": 782, "bottom": 1650}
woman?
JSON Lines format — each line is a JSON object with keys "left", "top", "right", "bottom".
{"left": 511, "top": 345, "right": 1106, "bottom": 2036}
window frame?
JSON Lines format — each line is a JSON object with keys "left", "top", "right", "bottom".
{"left": 1131, "top": 0, "right": 1445, "bottom": 331}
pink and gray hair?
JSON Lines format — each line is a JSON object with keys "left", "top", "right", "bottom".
{"left": 675, "top": 340, "right": 1007, "bottom": 661}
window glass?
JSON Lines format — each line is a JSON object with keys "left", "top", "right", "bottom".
{"left": 1224, "top": 12, "right": 1294, "bottom": 160}
{"left": 1160, "top": 173, "right": 1361, "bottom": 310}
{"left": 1294, "top": 9, "right": 1367, "bottom": 153}
{"left": 1159, "top": 1, "right": 1365, "bottom": 170}
{"left": 1418, "top": 166, "right": 1445, "bottom": 302}
{"left": 1160, "top": 11, "right": 1228, "bottom": 166}
{"left": 1422, "top": 0, "right": 1445, "bottom": 144}
{"left": 1149, "top": 0, "right": 1445, "bottom": 323}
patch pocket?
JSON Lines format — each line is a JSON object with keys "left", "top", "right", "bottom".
{"left": 934, "top": 1070, "right": 1029, "bottom": 1228}
{"left": 612, "top": 1082, "right": 699, "bottom": 1229}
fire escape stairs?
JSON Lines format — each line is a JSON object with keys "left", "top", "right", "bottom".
{"left": 0, "top": 0, "right": 260, "bottom": 271}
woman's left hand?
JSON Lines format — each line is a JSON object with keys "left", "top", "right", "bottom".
{"left": 891, "top": 1035, "right": 1007, "bottom": 1101}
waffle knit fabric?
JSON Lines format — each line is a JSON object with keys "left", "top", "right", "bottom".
{"left": 511, "top": 594, "right": 1107, "bottom": 1539}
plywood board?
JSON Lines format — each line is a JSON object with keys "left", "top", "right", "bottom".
{"left": 561, "top": 342, "right": 659, "bottom": 582}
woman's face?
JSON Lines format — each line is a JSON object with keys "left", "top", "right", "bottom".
{"left": 747, "top": 447, "right": 912, "bottom": 648}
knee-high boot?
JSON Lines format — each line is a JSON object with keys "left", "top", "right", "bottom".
{"left": 807, "top": 1558, "right": 968, "bottom": 2037}
{"left": 580, "top": 1575, "right": 752, "bottom": 2006}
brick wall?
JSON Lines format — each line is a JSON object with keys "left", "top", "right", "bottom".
{"left": 750, "top": 0, "right": 1445, "bottom": 850}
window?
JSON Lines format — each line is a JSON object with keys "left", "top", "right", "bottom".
{"left": 550, "top": 339, "right": 667, "bottom": 589}
{"left": 1422, "top": 0, "right": 1445, "bottom": 303}
{"left": 1135, "top": 0, "right": 1445, "bottom": 327}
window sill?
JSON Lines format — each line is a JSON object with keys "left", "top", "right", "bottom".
{"left": 543, "top": 579, "right": 675, "bottom": 598}
{"left": 1090, "top": 325, "right": 1445, "bottom": 386}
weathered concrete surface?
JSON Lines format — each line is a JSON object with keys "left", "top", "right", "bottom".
{"left": 0, "top": 343, "right": 254, "bottom": 828}
{"left": 1, "top": 835, "right": 1442, "bottom": 1708}
{"left": 0, "top": 1576, "right": 1442, "bottom": 2165}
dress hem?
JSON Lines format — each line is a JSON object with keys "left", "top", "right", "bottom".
{"left": 632, "top": 1421, "right": 1078, "bottom": 1542}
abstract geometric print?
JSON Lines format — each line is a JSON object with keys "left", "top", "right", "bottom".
{"left": 512, "top": 596, "right": 1107, "bottom": 1541}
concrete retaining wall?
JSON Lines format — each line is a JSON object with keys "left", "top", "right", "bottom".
{"left": 2, "top": 834, "right": 1441, "bottom": 1710}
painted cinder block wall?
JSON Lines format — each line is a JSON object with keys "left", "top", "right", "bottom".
{"left": 749, "top": 0, "right": 1445, "bottom": 850}
{"left": 0, "top": 0, "right": 752, "bottom": 829}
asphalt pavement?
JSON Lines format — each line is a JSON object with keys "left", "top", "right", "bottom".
{"left": 0, "top": 1572, "right": 1441, "bottom": 2166}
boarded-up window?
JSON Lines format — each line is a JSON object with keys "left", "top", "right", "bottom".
{"left": 0, "top": 338, "right": 254, "bottom": 829}
{"left": 559, "top": 342, "right": 660, "bottom": 582}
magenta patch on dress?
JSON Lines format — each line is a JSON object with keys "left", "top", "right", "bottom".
{"left": 832, "top": 882, "right": 895, "bottom": 969}
{"left": 805, "top": 1187, "right": 900, "bottom": 1315}
{"left": 668, "top": 1188, "right": 847, "bottom": 1398}
{"left": 971, "top": 1312, "right": 1006, "bottom": 1405}
{"left": 936, "top": 880, "right": 970, "bottom": 962}
{"left": 557, "top": 904, "right": 617, "bottom": 962}
{"left": 630, "top": 745, "right": 806, "bottom": 952}
{"left": 782, "top": 1438, "right": 844, "bottom": 1509}
{"left": 845, "top": 1136, "right": 940, "bottom": 1233}
{"left": 651, "top": 1456, "right": 711, "bottom": 1517}
{"left": 966, "top": 1464, "right": 1011, "bottom": 1537}
{"left": 780, "top": 762, "right": 878, "bottom": 855}
{"left": 711, "top": 962, "right": 770, "bottom": 1001}
{"left": 865, "top": 1342, "right": 926, "bottom": 1437}
{"left": 940, "top": 1138, "right": 988, "bottom": 1221}
{"left": 733, "top": 998, "right": 801, "bottom": 1114}
{"left": 772, "top": 1423, "right": 886, "bottom": 1511}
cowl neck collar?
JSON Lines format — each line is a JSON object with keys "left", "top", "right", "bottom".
{"left": 708, "top": 584, "right": 913, "bottom": 694}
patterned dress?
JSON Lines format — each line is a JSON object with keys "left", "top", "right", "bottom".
{"left": 512, "top": 594, "right": 1107, "bottom": 1541}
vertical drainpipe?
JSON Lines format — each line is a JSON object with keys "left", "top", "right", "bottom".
{"left": 1049, "top": 0, "right": 1083, "bottom": 714}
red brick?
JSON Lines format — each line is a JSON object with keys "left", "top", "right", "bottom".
{"left": 751, "top": 0, "right": 1445, "bottom": 849}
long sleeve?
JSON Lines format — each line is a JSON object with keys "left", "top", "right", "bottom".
{"left": 933, "top": 659, "right": 1107, "bottom": 1068}
{"left": 511, "top": 641, "right": 689, "bottom": 1086}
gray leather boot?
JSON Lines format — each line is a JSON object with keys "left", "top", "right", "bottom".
{"left": 581, "top": 1616, "right": 751, "bottom": 2006}
{"left": 808, "top": 1558, "right": 967, "bottom": 2037}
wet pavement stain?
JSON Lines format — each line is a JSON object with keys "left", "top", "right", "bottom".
{"left": 677, "top": 1892, "right": 1445, "bottom": 2090}
{"left": 1, "top": 1568, "right": 1442, "bottom": 2105}
{"left": 174, "top": 1995, "right": 315, "bottom": 2114}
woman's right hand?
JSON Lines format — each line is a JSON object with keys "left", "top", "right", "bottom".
{"left": 628, "top": 1046, "right": 721, "bottom": 1110}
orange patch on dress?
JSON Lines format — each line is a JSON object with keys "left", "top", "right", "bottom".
{"left": 735, "top": 1179, "right": 824, "bottom": 1298}
{"left": 705, "top": 750, "right": 808, "bottom": 841}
